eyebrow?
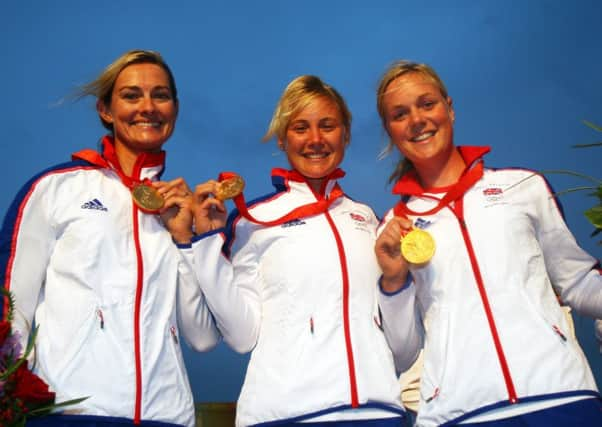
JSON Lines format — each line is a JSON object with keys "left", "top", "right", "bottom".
{"left": 117, "top": 85, "right": 171, "bottom": 91}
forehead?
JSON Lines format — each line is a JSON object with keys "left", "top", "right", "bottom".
{"left": 383, "top": 73, "right": 442, "bottom": 104}
{"left": 291, "top": 96, "right": 342, "bottom": 121}
{"left": 114, "top": 63, "right": 171, "bottom": 89}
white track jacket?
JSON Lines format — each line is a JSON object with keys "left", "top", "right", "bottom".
{"left": 0, "top": 138, "right": 219, "bottom": 426}
{"left": 379, "top": 146, "right": 602, "bottom": 426}
{"left": 182, "top": 168, "right": 413, "bottom": 426}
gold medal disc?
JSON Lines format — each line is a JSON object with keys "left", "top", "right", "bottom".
{"left": 216, "top": 175, "right": 245, "bottom": 201}
{"left": 132, "top": 183, "right": 165, "bottom": 213}
{"left": 401, "top": 228, "right": 436, "bottom": 265}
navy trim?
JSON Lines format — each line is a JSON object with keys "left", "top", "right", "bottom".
{"left": 221, "top": 188, "right": 285, "bottom": 259}
{"left": 441, "top": 390, "right": 601, "bottom": 426}
{"left": 457, "top": 396, "right": 602, "bottom": 426}
{"left": 25, "top": 413, "right": 184, "bottom": 426}
{"left": 186, "top": 227, "right": 226, "bottom": 247}
{"left": 0, "top": 159, "right": 96, "bottom": 315}
{"left": 251, "top": 402, "right": 405, "bottom": 426}
{"left": 378, "top": 274, "right": 413, "bottom": 296}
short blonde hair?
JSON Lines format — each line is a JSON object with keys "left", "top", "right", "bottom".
{"left": 376, "top": 61, "right": 449, "bottom": 183}
{"left": 76, "top": 49, "right": 178, "bottom": 131}
{"left": 263, "top": 75, "right": 351, "bottom": 144}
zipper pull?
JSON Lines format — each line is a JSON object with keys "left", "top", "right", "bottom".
{"left": 96, "top": 309, "right": 104, "bottom": 330}
{"left": 552, "top": 325, "right": 567, "bottom": 342}
{"left": 426, "top": 387, "right": 440, "bottom": 403}
{"left": 310, "top": 317, "right": 314, "bottom": 335}
{"left": 170, "top": 325, "right": 179, "bottom": 344}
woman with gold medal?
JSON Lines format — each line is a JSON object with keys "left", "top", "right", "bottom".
{"left": 175, "top": 75, "right": 411, "bottom": 426}
{"left": 0, "top": 50, "right": 219, "bottom": 426}
{"left": 374, "top": 60, "right": 602, "bottom": 426}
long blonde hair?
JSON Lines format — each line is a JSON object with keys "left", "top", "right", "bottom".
{"left": 76, "top": 49, "right": 178, "bottom": 131}
{"left": 376, "top": 60, "right": 448, "bottom": 183}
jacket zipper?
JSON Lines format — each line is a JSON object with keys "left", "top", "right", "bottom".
{"left": 324, "top": 211, "right": 359, "bottom": 407}
{"left": 453, "top": 200, "right": 518, "bottom": 404}
{"left": 132, "top": 204, "right": 145, "bottom": 423}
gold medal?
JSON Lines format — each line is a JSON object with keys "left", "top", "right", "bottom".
{"left": 215, "top": 175, "right": 245, "bottom": 201}
{"left": 131, "top": 183, "right": 165, "bottom": 213}
{"left": 401, "top": 228, "right": 436, "bottom": 265}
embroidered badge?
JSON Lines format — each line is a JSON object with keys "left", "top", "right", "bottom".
{"left": 281, "top": 218, "right": 306, "bottom": 228}
{"left": 81, "top": 198, "right": 108, "bottom": 212}
{"left": 349, "top": 212, "right": 367, "bottom": 222}
{"left": 414, "top": 217, "right": 432, "bottom": 229}
{"left": 483, "top": 187, "right": 504, "bottom": 203}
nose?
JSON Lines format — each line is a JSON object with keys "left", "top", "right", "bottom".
{"left": 308, "top": 125, "right": 322, "bottom": 144}
{"left": 140, "top": 95, "right": 157, "bottom": 114}
{"left": 408, "top": 108, "right": 425, "bottom": 130}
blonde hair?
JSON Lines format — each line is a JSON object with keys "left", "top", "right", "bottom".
{"left": 376, "top": 61, "right": 449, "bottom": 183}
{"left": 76, "top": 49, "right": 178, "bottom": 131}
{"left": 263, "top": 75, "right": 351, "bottom": 144}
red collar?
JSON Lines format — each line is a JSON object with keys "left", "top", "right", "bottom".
{"left": 271, "top": 167, "right": 345, "bottom": 196}
{"left": 392, "top": 146, "right": 490, "bottom": 196}
{"left": 72, "top": 135, "right": 166, "bottom": 183}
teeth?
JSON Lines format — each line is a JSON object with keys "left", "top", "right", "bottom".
{"left": 412, "top": 131, "right": 434, "bottom": 142}
{"left": 304, "top": 153, "right": 329, "bottom": 159}
{"left": 133, "top": 122, "right": 160, "bottom": 128}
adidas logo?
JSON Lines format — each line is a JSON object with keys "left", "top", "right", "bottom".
{"left": 81, "top": 199, "right": 108, "bottom": 212}
{"left": 282, "top": 218, "right": 306, "bottom": 228}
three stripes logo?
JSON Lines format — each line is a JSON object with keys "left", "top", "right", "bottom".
{"left": 81, "top": 199, "right": 108, "bottom": 212}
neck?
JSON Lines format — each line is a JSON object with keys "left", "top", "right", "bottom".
{"left": 415, "top": 148, "right": 466, "bottom": 189}
{"left": 306, "top": 177, "right": 325, "bottom": 195}
{"left": 113, "top": 142, "right": 140, "bottom": 177}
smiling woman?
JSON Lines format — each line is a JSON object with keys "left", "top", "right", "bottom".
{"left": 172, "top": 75, "right": 415, "bottom": 426}
{"left": 0, "top": 50, "right": 219, "bottom": 427}
{"left": 375, "top": 60, "right": 602, "bottom": 426}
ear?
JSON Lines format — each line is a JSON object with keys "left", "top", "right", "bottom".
{"left": 96, "top": 99, "right": 113, "bottom": 125}
{"left": 446, "top": 96, "right": 455, "bottom": 123}
{"left": 277, "top": 138, "right": 286, "bottom": 151}
{"left": 174, "top": 99, "right": 180, "bottom": 118}
{"left": 343, "top": 129, "right": 350, "bottom": 146}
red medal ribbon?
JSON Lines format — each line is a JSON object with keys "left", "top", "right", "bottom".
{"left": 219, "top": 170, "right": 345, "bottom": 226}
{"left": 393, "top": 155, "right": 485, "bottom": 218}
{"left": 72, "top": 136, "right": 156, "bottom": 190}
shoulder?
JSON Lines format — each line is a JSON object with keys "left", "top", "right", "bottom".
{"left": 10, "top": 159, "right": 102, "bottom": 206}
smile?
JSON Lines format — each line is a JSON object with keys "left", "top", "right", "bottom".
{"left": 302, "top": 152, "right": 330, "bottom": 159}
{"left": 131, "top": 121, "right": 161, "bottom": 128}
{"left": 410, "top": 131, "right": 435, "bottom": 142}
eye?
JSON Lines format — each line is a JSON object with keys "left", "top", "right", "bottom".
{"left": 290, "top": 122, "right": 308, "bottom": 133}
{"left": 319, "top": 120, "right": 338, "bottom": 131}
{"left": 421, "top": 99, "right": 437, "bottom": 110}
{"left": 391, "top": 109, "right": 407, "bottom": 121}
{"left": 152, "top": 89, "right": 173, "bottom": 101}
{"left": 121, "top": 91, "right": 140, "bottom": 101}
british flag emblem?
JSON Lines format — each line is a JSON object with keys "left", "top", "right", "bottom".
{"left": 350, "top": 213, "right": 366, "bottom": 222}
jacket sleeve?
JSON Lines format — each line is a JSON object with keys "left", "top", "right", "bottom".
{"left": 376, "top": 210, "right": 423, "bottom": 374}
{"left": 175, "top": 248, "right": 221, "bottom": 352}
{"left": 378, "top": 279, "right": 423, "bottom": 374}
{"left": 532, "top": 174, "right": 602, "bottom": 318}
{"left": 182, "top": 221, "right": 261, "bottom": 354}
{"left": 0, "top": 175, "right": 55, "bottom": 345}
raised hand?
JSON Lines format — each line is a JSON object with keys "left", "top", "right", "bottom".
{"left": 154, "top": 177, "right": 195, "bottom": 244}
{"left": 375, "top": 216, "right": 413, "bottom": 292}
{"left": 192, "top": 180, "right": 228, "bottom": 235}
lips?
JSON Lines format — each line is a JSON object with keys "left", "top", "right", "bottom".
{"left": 303, "top": 152, "right": 330, "bottom": 159}
{"left": 131, "top": 121, "right": 161, "bottom": 128}
{"left": 410, "top": 130, "right": 435, "bottom": 143}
